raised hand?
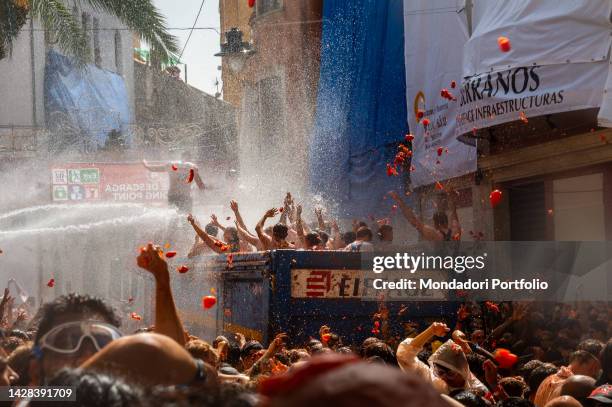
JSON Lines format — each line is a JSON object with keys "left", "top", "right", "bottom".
{"left": 265, "top": 208, "right": 278, "bottom": 218}
{"left": 331, "top": 220, "right": 340, "bottom": 233}
{"left": 137, "top": 243, "right": 169, "bottom": 282}
{"left": 210, "top": 214, "right": 222, "bottom": 227}
{"left": 230, "top": 200, "right": 239, "bottom": 213}
{"left": 270, "top": 333, "right": 289, "bottom": 353}
{"left": 430, "top": 322, "right": 450, "bottom": 337}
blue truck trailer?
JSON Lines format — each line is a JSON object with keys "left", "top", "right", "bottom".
{"left": 172, "top": 250, "right": 459, "bottom": 346}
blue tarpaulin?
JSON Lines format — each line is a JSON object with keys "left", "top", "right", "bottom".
{"left": 309, "top": 0, "right": 408, "bottom": 218}
{"left": 44, "top": 50, "right": 131, "bottom": 150}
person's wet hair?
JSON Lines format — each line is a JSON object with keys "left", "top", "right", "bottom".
{"left": 342, "top": 231, "right": 356, "bottom": 245}
{"left": 186, "top": 339, "right": 220, "bottom": 368}
{"left": 355, "top": 226, "right": 372, "bottom": 241}
{"left": 499, "top": 376, "right": 528, "bottom": 398}
{"left": 272, "top": 223, "right": 288, "bottom": 240}
{"left": 45, "top": 367, "right": 144, "bottom": 407}
{"left": 528, "top": 363, "right": 559, "bottom": 397}
{"left": 205, "top": 223, "right": 219, "bottom": 237}
{"left": 148, "top": 382, "right": 256, "bottom": 407}
{"left": 359, "top": 337, "right": 380, "bottom": 357}
{"left": 362, "top": 341, "right": 398, "bottom": 367}
{"left": 576, "top": 338, "right": 604, "bottom": 358}
{"left": 452, "top": 390, "right": 488, "bottom": 407}
{"left": 317, "top": 230, "right": 329, "bottom": 244}
{"left": 417, "top": 349, "right": 432, "bottom": 365}
{"left": 305, "top": 232, "right": 322, "bottom": 247}
{"left": 34, "top": 293, "right": 120, "bottom": 346}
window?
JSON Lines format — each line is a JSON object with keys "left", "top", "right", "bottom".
{"left": 114, "top": 30, "right": 123, "bottom": 73}
{"left": 93, "top": 17, "right": 101, "bottom": 66}
{"left": 257, "top": 0, "right": 282, "bottom": 16}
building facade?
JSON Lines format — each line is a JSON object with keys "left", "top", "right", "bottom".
{"left": 134, "top": 62, "right": 237, "bottom": 168}
{"left": 411, "top": 111, "right": 612, "bottom": 242}
{"left": 218, "top": 0, "right": 323, "bottom": 199}
{"left": 0, "top": 0, "right": 135, "bottom": 159}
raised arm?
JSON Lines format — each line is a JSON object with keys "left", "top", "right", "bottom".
{"left": 295, "top": 205, "right": 306, "bottom": 248}
{"left": 235, "top": 221, "right": 261, "bottom": 249}
{"left": 388, "top": 191, "right": 442, "bottom": 241}
{"left": 314, "top": 207, "right": 326, "bottom": 231}
{"left": 397, "top": 322, "right": 449, "bottom": 372}
{"left": 136, "top": 243, "right": 186, "bottom": 346}
{"left": 246, "top": 333, "right": 288, "bottom": 378}
{"left": 210, "top": 214, "right": 227, "bottom": 232}
{"left": 230, "top": 200, "right": 249, "bottom": 232}
{"left": 330, "top": 220, "right": 345, "bottom": 250}
{"left": 142, "top": 159, "right": 168, "bottom": 172}
{"left": 187, "top": 214, "right": 223, "bottom": 254}
{"left": 255, "top": 208, "right": 277, "bottom": 250}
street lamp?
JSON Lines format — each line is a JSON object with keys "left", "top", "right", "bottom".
{"left": 215, "top": 27, "right": 255, "bottom": 73}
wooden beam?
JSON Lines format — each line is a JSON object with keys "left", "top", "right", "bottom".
{"left": 479, "top": 129, "right": 612, "bottom": 182}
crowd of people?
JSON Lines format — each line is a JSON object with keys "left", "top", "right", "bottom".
{"left": 0, "top": 186, "right": 610, "bottom": 406}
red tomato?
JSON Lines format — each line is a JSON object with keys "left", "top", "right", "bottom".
{"left": 489, "top": 189, "right": 503, "bottom": 208}
{"left": 177, "top": 265, "right": 189, "bottom": 273}
{"left": 497, "top": 36, "right": 511, "bottom": 52}
{"left": 202, "top": 295, "right": 217, "bottom": 309}
{"left": 185, "top": 168, "right": 195, "bottom": 183}
{"left": 165, "top": 251, "right": 177, "bottom": 258}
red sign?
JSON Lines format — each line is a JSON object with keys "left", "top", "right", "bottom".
{"left": 51, "top": 163, "right": 168, "bottom": 203}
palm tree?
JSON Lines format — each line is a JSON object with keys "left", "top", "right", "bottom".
{"left": 0, "top": 0, "right": 179, "bottom": 65}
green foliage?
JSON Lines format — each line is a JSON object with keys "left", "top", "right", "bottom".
{"left": 0, "top": 0, "right": 179, "bottom": 65}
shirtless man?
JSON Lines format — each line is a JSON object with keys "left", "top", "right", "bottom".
{"left": 142, "top": 153, "right": 205, "bottom": 213}
{"left": 389, "top": 189, "right": 461, "bottom": 241}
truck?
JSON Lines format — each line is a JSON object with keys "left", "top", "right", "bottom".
{"left": 172, "top": 250, "right": 459, "bottom": 346}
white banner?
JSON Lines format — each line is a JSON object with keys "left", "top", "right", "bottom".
{"left": 461, "top": 0, "right": 612, "bottom": 133}
{"left": 403, "top": 0, "right": 476, "bottom": 188}
{"left": 457, "top": 62, "right": 609, "bottom": 135}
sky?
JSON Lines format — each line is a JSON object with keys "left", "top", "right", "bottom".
{"left": 153, "top": 0, "right": 223, "bottom": 97}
